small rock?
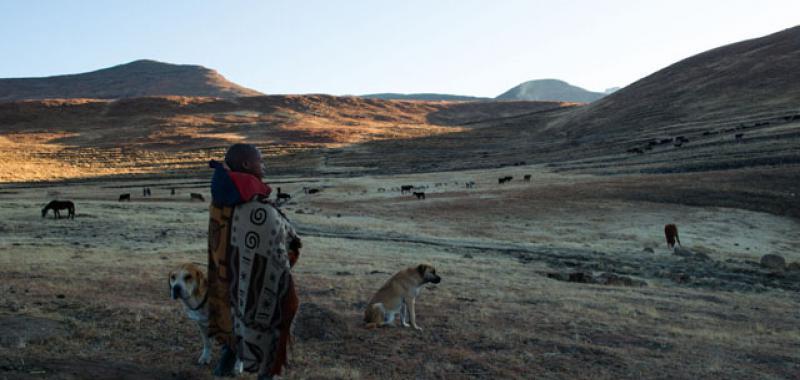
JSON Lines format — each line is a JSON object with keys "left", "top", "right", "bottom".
{"left": 642, "top": 247, "right": 655, "bottom": 254}
{"left": 760, "top": 254, "right": 786, "bottom": 270}
{"left": 673, "top": 246, "right": 693, "bottom": 257}
{"left": 463, "top": 253, "right": 473, "bottom": 259}
{"left": 787, "top": 262, "right": 800, "bottom": 272}
{"left": 56, "top": 294, "right": 65, "bottom": 299}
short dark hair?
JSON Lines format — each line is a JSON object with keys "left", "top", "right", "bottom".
{"left": 224, "top": 143, "right": 260, "bottom": 172}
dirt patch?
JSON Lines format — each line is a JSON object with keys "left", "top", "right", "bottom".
{"left": 0, "top": 315, "right": 67, "bottom": 348}
{"left": 0, "top": 358, "right": 192, "bottom": 380}
{"left": 293, "top": 302, "right": 349, "bottom": 342}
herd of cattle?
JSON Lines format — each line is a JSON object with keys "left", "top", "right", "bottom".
{"left": 626, "top": 114, "right": 800, "bottom": 155}
{"left": 42, "top": 174, "right": 535, "bottom": 219}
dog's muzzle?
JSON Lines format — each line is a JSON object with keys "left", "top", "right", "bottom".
{"left": 430, "top": 276, "right": 441, "bottom": 284}
{"left": 171, "top": 285, "right": 182, "bottom": 300}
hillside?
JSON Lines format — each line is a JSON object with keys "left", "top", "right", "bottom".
{"left": 550, "top": 26, "right": 800, "bottom": 140}
{"left": 361, "top": 93, "right": 490, "bottom": 101}
{"left": 0, "top": 95, "right": 569, "bottom": 182}
{"left": 496, "top": 79, "right": 606, "bottom": 102}
{"left": 0, "top": 60, "right": 263, "bottom": 101}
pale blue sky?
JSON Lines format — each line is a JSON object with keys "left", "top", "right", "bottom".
{"left": 1, "top": 1, "right": 798, "bottom": 97}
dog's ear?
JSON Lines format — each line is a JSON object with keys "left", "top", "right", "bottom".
{"left": 196, "top": 269, "right": 208, "bottom": 297}
{"left": 190, "top": 267, "right": 203, "bottom": 297}
{"left": 417, "top": 264, "right": 427, "bottom": 277}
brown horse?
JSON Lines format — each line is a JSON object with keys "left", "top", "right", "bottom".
{"left": 664, "top": 224, "right": 680, "bottom": 249}
{"left": 42, "top": 200, "right": 75, "bottom": 219}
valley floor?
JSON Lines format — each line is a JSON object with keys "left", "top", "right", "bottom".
{"left": 1, "top": 166, "right": 799, "bottom": 379}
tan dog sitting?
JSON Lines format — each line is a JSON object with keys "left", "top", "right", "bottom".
{"left": 364, "top": 264, "right": 441, "bottom": 330}
{"left": 169, "top": 263, "right": 213, "bottom": 365}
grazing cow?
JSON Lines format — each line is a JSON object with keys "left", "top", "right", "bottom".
{"left": 523, "top": 174, "right": 532, "bottom": 182}
{"left": 118, "top": 193, "right": 131, "bottom": 202}
{"left": 735, "top": 133, "right": 744, "bottom": 143}
{"left": 412, "top": 192, "right": 425, "bottom": 200}
{"left": 498, "top": 176, "right": 513, "bottom": 184}
{"left": 664, "top": 224, "right": 680, "bottom": 249}
{"left": 190, "top": 193, "right": 205, "bottom": 202}
{"left": 400, "top": 185, "right": 414, "bottom": 194}
{"left": 276, "top": 187, "right": 291, "bottom": 202}
{"left": 465, "top": 181, "right": 476, "bottom": 189}
{"left": 41, "top": 200, "right": 75, "bottom": 219}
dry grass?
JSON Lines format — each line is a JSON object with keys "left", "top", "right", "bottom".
{"left": 1, "top": 167, "right": 799, "bottom": 379}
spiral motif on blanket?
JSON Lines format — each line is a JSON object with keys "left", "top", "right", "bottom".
{"left": 245, "top": 231, "right": 260, "bottom": 249}
{"left": 250, "top": 208, "right": 267, "bottom": 225}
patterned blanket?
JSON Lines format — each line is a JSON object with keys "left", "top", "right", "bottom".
{"left": 208, "top": 198, "right": 300, "bottom": 376}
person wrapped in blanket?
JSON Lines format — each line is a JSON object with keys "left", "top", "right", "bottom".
{"left": 207, "top": 143, "right": 301, "bottom": 380}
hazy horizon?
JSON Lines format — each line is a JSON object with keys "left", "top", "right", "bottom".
{"left": 1, "top": 0, "right": 799, "bottom": 97}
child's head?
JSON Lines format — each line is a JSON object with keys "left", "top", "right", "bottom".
{"left": 224, "top": 143, "right": 264, "bottom": 179}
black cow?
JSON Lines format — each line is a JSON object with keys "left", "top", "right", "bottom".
{"left": 119, "top": 193, "right": 131, "bottom": 202}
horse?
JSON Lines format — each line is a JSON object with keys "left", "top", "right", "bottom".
{"left": 190, "top": 193, "right": 205, "bottom": 202}
{"left": 523, "top": 174, "right": 532, "bottom": 182}
{"left": 42, "top": 200, "right": 75, "bottom": 219}
{"left": 412, "top": 192, "right": 425, "bottom": 200}
{"left": 118, "top": 193, "right": 131, "bottom": 202}
{"left": 400, "top": 185, "right": 414, "bottom": 194}
{"left": 664, "top": 224, "right": 680, "bottom": 249}
{"left": 276, "top": 187, "right": 291, "bottom": 202}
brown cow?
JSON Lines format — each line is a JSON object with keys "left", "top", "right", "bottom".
{"left": 664, "top": 224, "right": 680, "bottom": 249}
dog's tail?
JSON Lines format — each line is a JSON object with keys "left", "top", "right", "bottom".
{"left": 363, "top": 303, "right": 384, "bottom": 329}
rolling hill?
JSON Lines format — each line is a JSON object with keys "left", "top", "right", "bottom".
{"left": 360, "top": 93, "right": 490, "bottom": 101}
{"left": 550, "top": 25, "right": 800, "bottom": 140}
{"left": 0, "top": 60, "right": 263, "bottom": 101}
{"left": 495, "top": 79, "right": 606, "bottom": 102}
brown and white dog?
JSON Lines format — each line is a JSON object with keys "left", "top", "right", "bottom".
{"left": 169, "top": 263, "right": 213, "bottom": 365}
{"left": 364, "top": 264, "right": 441, "bottom": 330}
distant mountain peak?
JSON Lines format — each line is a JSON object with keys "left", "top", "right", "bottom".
{"left": 496, "top": 79, "right": 606, "bottom": 103}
